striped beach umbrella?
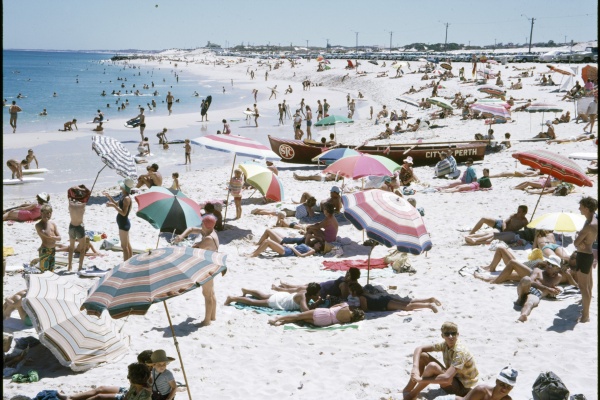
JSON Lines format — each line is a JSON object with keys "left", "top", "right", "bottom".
{"left": 427, "top": 97, "right": 453, "bottom": 110}
{"left": 311, "top": 148, "right": 362, "bottom": 165}
{"left": 82, "top": 246, "right": 227, "bottom": 399}
{"left": 396, "top": 96, "right": 420, "bottom": 108}
{"left": 342, "top": 190, "right": 432, "bottom": 283}
{"left": 527, "top": 212, "right": 587, "bottom": 233}
{"left": 470, "top": 103, "right": 512, "bottom": 119}
{"left": 324, "top": 154, "right": 401, "bottom": 179}
{"left": 525, "top": 102, "right": 564, "bottom": 131}
{"left": 90, "top": 135, "right": 137, "bottom": 193}
{"left": 191, "top": 134, "right": 279, "bottom": 160}
{"left": 135, "top": 186, "right": 203, "bottom": 235}
{"left": 477, "top": 84, "right": 506, "bottom": 97}
{"left": 239, "top": 163, "right": 285, "bottom": 202}
{"left": 22, "top": 272, "right": 130, "bottom": 372}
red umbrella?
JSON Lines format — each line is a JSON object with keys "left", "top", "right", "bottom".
{"left": 512, "top": 149, "right": 593, "bottom": 218}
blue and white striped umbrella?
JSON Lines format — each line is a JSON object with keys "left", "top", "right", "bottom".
{"left": 92, "top": 135, "right": 138, "bottom": 180}
{"left": 22, "top": 272, "right": 130, "bottom": 372}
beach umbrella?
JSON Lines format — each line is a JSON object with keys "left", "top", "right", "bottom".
{"left": 427, "top": 97, "right": 453, "bottom": 110}
{"left": 311, "top": 148, "right": 362, "bottom": 165}
{"left": 512, "top": 149, "right": 593, "bottom": 218}
{"left": 191, "top": 134, "right": 279, "bottom": 220}
{"left": 22, "top": 272, "right": 130, "bottom": 372}
{"left": 473, "top": 98, "right": 510, "bottom": 106}
{"left": 470, "top": 103, "right": 511, "bottom": 119}
{"left": 477, "top": 85, "right": 506, "bottom": 97}
{"left": 90, "top": 135, "right": 137, "bottom": 193}
{"left": 368, "top": 60, "right": 379, "bottom": 65}
{"left": 547, "top": 64, "right": 575, "bottom": 76}
{"left": 316, "top": 55, "right": 325, "bottom": 62}
{"left": 245, "top": 171, "right": 284, "bottom": 202}
{"left": 342, "top": 190, "right": 432, "bottom": 283}
{"left": 440, "top": 62, "right": 452, "bottom": 70}
{"left": 392, "top": 62, "right": 407, "bottom": 69}
{"left": 582, "top": 65, "right": 597, "bottom": 83}
{"left": 527, "top": 212, "right": 587, "bottom": 233}
{"left": 323, "top": 154, "right": 401, "bottom": 179}
{"left": 314, "top": 114, "right": 354, "bottom": 141}
{"left": 487, "top": 59, "right": 499, "bottom": 65}
{"left": 525, "top": 102, "right": 563, "bottom": 130}
{"left": 82, "top": 246, "right": 228, "bottom": 400}
{"left": 135, "top": 186, "right": 203, "bottom": 245}
{"left": 396, "top": 96, "right": 420, "bottom": 108}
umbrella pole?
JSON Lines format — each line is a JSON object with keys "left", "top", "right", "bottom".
{"left": 156, "top": 233, "right": 161, "bottom": 249}
{"left": 163, "top": 302, "right": 193, "bottom": 400}
{"left": 529, "top": 174, "right": 550, "bottom": 220}
{"left": 90, "top": 165, "right": 108, "bottom": 194}
{"left": 223, "top": 154, "right": 237, "bottom": 221}
{"left": 366, "top": 245, "right": 374, "bottom": 285}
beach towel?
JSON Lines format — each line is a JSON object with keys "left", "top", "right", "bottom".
{"left": 231, "top": 302, "right": 297, "bottom": 316}
{"left": 322, "top": 258, "right": 388, "bottom": 271}
{"left": 283, "top": 323, "right": 359, "bottom": 331}
{"left": 551, "top": 285, "right": 581, "bottom": 300}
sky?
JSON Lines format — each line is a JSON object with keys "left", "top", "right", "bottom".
{"left": 3, "top": 0, "right": 598, "bottom": 51}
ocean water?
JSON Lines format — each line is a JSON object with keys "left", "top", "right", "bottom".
{"left": 2, "top": 50, "right": 278, "bottom": 201}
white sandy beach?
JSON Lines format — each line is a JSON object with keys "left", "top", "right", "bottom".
{"left": 3, "top": 48, "right": 598, "bottom": 399}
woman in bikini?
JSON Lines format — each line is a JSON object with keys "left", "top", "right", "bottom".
{"left": 533, "top": 230, "right": 570, "bottom": 261}
{"left": 268, "top": 303, "right": 365, "bottom": 327}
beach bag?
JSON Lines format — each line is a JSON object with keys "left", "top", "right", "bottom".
{"left": 532, "top": 371, "right": 569, "bottom": 400}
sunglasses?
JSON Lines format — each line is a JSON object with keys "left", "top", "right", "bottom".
{"left": 443, "top": 331, "right": 458, "bottom": 337}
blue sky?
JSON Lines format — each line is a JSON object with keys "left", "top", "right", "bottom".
{"left": 3, "top": 0, "right": 597, "bottom": 50}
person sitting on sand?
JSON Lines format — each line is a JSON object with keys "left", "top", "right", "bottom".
{"left": 441, "top": 168, "right": 492, "bottom": 193}
{"left": 137, "top": 137, "right": 151, "bottom": 156}
{"left": 3, "top": 192, "right": 50, "bottom": 222}
{"left": 268, "top": 303, "right": 365, "bottom": 327}
{"left": 515, "top": 255, "right": 565, "bottom": 322}
{"left": 532, "top": 121, "right": 556, "bottom": 140}
{"left": 402, "top": 321, "right": 479, "bottom": 399}
{"left": 136, "top": 163, "right": 162, "bottom": 189}
{"left": 348, "top": 282, "right": 440, "bottom": 313}
{"left": 377, "top": 105, "right": 389, "bottom": 119}
{"left": 398, "top": 119, "right": 422, "bottom": 133}
{"left": 299, "top": 185, "right": 342, "bottom": 214}
{"left": 464, "top": 205, "right": 529, "bottom": 246}
{"left": 59, "top": 119, "right": 78, "bottom": 131}
{"left": 273, "top": 267, "right": 361, "bottom": 303}
{"left": 434, "top": 152, "right": 459, "bottom": 179}
{"left": 203, "top": 202, "right": 223, "bottom": 231}
{"left": 368, "top": 123, "right": 393, "bottom": 141}
{"left": 225, "top": 283, "right": 321, "bottom": 312}
{"left": 247, "top": 228, "right": 325, "bottom": 258}
{"left": 509, "top": 78, "right": 523, "bottom": 90}
{"left": 399, "top": 157, "right": 418, "bottom": 186}
{"left": 304, "top": 202, "right": 338, "bottom": 244}
{"left": 92, "top": 122, "right": 104, "bottom": 132}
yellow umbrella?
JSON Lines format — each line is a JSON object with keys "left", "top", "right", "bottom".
{"left": 527, "top": 212, "right": 587, "bottom": 232}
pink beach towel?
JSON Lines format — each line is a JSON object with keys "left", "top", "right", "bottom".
{"left": 322, "top": 258, "right": 388, "bottom": 271}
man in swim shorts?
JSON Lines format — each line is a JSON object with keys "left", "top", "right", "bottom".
{"left": 465, "top": 205, "right": 529, "bottom": 245}
{"left": 9, "top": 101, "right": 22, "bottom": 133}
{"left": 573, "top": 197, "right": 598, "bottom": 323}
{"left": 35, "top": 205, "right": 61, "bottom": 272}
{"left": 67, "top": 185, "right": 91, "bottom": 272}
{"left": 515, "top": 255, "right": 564, "bottom": 322}
{"left": 136, "top": 163, "right": 163, "bottom": 189}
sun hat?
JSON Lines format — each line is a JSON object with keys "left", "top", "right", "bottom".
{"left": 148, "top": 349, "right": 175, "bottom": 364}
{"left": 330, "top": 186, "right": 341, "bottom": 193}
{"left": 544, "top": 255, "right": 562, "bottom": 268}
{"left": 404, "top": 156, "right": 414, "bottom": 164}
{"left": 119, "top": 178, "right": 135, "bottom": 194}
{"left": 545, "top": 120, "right": 552, "bottom": 126}
{"left": 37, "top": 192, "right": 50, "bottom": 203}
{"left": 497, "top": 366, "right": 518, "bottom": 386}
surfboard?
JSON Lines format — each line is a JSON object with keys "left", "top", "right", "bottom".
{"left": 22, "top": 168, "right": 49, "bottom": 175}
{"left": 3, "top": 177, "right": 45, "bottom": 185}
{"left": 243, "top": 110, "right": 256, "bottom": 116}
{"left": 569, "top": 152, "right": 598, "bottom": 161}
{"left": 125, "top": 117, "right": 141, "bottom": 128}
{"left": 201, "top": 95, "right": 212, "bottom": 116}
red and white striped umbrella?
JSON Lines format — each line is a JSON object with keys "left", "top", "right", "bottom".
{"left": 526, "top": 102, "right": 563, "bottom": 113}
{"left": 512, "top": 150, "right": 592, "bottom": 187}
{"left": 470, "top": 103, "right": 512, "bottom": 119}
{"left": 477, "top": 84, "right": 506, "bottom": 97}
{"left": 191, "top": 134, "right": 279, "bottom": 160}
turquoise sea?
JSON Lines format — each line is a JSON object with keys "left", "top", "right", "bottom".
{"left": 2, "top": 50, "right": 276, "bottom": 201}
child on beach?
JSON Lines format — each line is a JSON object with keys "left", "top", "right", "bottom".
{"left": 170, "top": 172, "right": 180, "bottom": 191}
{"left": 184, "top": 139, "right": 191, "bottom": 165}
{"left": 23, "top": 149, "right": 39, "bottom": 169}
{"left": 229, "top": 169, "right": 244, "bottom": 219}
{"left": 147, "top": 350, "right": 177, "bottom": 400}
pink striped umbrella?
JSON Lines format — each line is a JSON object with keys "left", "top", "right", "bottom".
{"left": 470, "top": 103, "right": 512, "bottom": 119}
{"left": 323, "top": 154, "right": 401, "bottom": 179}
{"left": 477, "top": 84, "right": 506, "bottom": 97}
{"left": 513, "top": 149, "right": 593, "bottom": 218}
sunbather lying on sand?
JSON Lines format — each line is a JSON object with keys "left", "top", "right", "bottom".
{"left": 268, "top": 303, "right": 364, "bottom": 326}
{"left": 247, "top": 228, "right": 325, "bottom": 258}
{"left": 348, "top": 282, "right": 441, "bottom": 313}
{"left": 224, "top": 283, "right": 321, "bottom": 312}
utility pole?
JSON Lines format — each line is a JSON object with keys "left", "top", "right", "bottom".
{"left": 385, "top": 30, "right": 393, "bottom": 52}
{"left": 522, "top": 14, "right": 535, "bottom": 54}
{"left": 326, "top": 38, "right": 329, "bottom": 49}
{"left": 441, "top": 22, "right": 450, "bottom": 50}
{"left": 352, "top": 31, "right": 359, "bottom": 54}
{"left": 306, "top": 40, "right": 309, "bottom": 50}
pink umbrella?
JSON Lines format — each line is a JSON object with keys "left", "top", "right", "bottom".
{"left": 470, "top": 103, "right": 511, "bottom": 119}
{"left": 323, "top": 154, "right": 401, "bottom": 179}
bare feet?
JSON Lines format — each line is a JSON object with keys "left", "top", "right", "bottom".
{"left": 268, "top": 319, "right": 282, "bottom": 326}
{"left": 474, "top": 269, "right": 494, "bottom": 282}
{"left": 578, "top": 315, "right": 590, "bottom": 323}
{"left": 480, "top": 265, "right": 492, "bottom": 272}
{"left": 430, "top": 305, "right": 438, "bottom": 313}
{"left": 518, "top": 314, "right": 527, "bottom": 322}
{"left": 196, "top": 320, "right": 211, "bottom": 327}
{"left": 224, "top": 296, "right": 233, "bottom": 306}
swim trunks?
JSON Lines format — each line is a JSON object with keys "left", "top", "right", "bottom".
{"left": 306, "top": 120, "right": 312, "bottom": 127}
{"left": 38, "top": 246, "right": 56, "bottom": 272}
{"left": 494, "top": 219, "right": 503, "bottom": 231}
{"left": 542, "top": 243, "right": 560, "bottom": 252}
{"left": 68, "top": 223, "right": 86, "bottom": 240}
{"left": 575, "top": 252, "right": 594, "bottom": 274}
{"left": 114, "top": 387, "right": 128, "bottom": 400}
{"left": 529, "top": 287, "right": 543, "bottom": 299}
{"left": 366, "top": 295, "right": 392, "bottom": 311}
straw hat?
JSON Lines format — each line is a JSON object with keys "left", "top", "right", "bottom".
{"left": 404, "top": 156, "right": 414, "bottom": 164}
{"left": 148, "top": 349, "right": 175, "bottom": 364}
{"left": 119, "top": 178, "right": 135, "bottom": 194}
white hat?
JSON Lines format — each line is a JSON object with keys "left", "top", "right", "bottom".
{"left": 544, "top": 255, "right": 562, "bottom": 267}
{"left": 497, "top": 366, "right": 518, "bottom": 386}
{"left": 37, "top": 192, "right": 50, "bottom": 203}
{"left": 330, "top": 186, "right": 341, "bottom": 193}
{"left": 119, "top": 178, "right": 135, "bottom": 194}
{"left": 404, "top": 156, "right": 414, "bottom": 164}
{"left": 545, "top": 120, "right": 552, "bottom": 126}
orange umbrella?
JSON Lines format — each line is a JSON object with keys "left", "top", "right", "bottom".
{"left": 582, "top": 65, "right": 597, "bottom": 82}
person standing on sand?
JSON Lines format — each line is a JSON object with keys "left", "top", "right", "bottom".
{"left": 136, "top": 108, "right": 146, "bottom": 141}
{"left": 104, "top": 178, "right": 133, "bottom": 261}
{"left": 317, "top": 100, "right": 323, "bottom": 121}
{"left": 323, "top": 99, "right": 330, "bottom": 117}
{"left": 265, "top": 70, "right": 268, "bottom": 81}
{"left": 305, "top": 105, "right": 313, "bottom": 140}
{"left": 252, "top": 88, "right": 258, "bottom": 102}
{"left": 253, "top": 104, "right": 259, "bottom": 127}
{"left": 402, "top": 321, "right": 479, "bottom": 400}
{"left": 67, "top": 185, "right": 91, "bottom": 272}
{"left": 573, "top": 197, "right": 598, "bottom": 323}
{"left": 184, "top": 139, "right": 191, "bottom": 165}
{"left": 35, "top": 205, "right": 61, "bottom": 272}
{"left": 173, "top": 215, "right": 223, "bottom": 327}
{"left": 269, "top": 85, "right": 277, "bottom": 100}
{"left": 9, "top": 101, "right": 22, "bottom": 133}
{"left": 278, "top": 103, "right": 285, "bottom": 125}
{"left": 166, "top": 91, "right": 174, "bottom": 115}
